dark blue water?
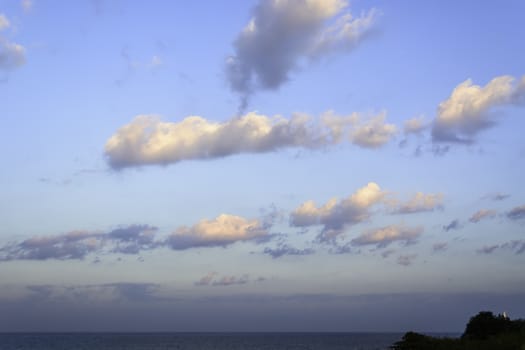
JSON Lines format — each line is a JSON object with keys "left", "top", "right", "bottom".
{"left": 0, "top": 333, "right": 403, "bottom": 350}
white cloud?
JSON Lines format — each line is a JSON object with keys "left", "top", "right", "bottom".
{"left": 390, "top": 192, "right": 443, "bottom": 214}
{"left": 403, "top": 116, "right": 428, "bottom": 135}
{"left": 149, "top": 55, "right": 162, "bottom": 68}
{"left": 469, "top": 209, "right": 497, "bottom": 223}
{"left": 105, "top": 111, "right": 395, "bottom": 169}
{"left": 21, "top": 0, "right": 33, "bottom": 12}
{"left": 351, "top": 225, "right": 422, "bottom": 248}
{"left": 350, "top": 113, "right": 397, "bottom": 148}
{"left": 432, "top": 75, "right": 525, "bottom": 143}
{"left": 0, "top": 14, "right": 10, "bottom": 31}
{"left": 0, "top": 15, "right": 26, "bottom": 71}
{"left": 225, "top": 0, "right": 378, "bottom": 111}
{"left": 165, "top": 214, "right": 268, "bottom": 250}
{"left": 290, "top": 182, "right": 386, "bottom": 241}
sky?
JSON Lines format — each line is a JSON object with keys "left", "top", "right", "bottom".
{"left": 0, "top": 0, "right": 524, "bottom": 332}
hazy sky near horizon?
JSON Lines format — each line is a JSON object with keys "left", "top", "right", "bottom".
{"left": 1, "top": 0, "right": 525, "bottom": 332}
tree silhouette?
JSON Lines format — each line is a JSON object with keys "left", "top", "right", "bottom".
{"left": 462, "top": 311, "right": 513, "bottom": 340}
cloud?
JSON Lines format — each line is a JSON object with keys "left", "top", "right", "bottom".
{"left": 349, "top": 113, "right": 397, "bottom": 148}
{"left": 469, "top": 209, "right": 497, "bottom": 223}
{"left": 290, "top": 182, "right": 387, "bottom": 241}
{"left": 194, "top": 272, "right": 259, "bottom": 287}
{"left": 225, "top": 0, "right": 378, "bottom": 111}
{"left": 381, "top": 249, "right": 395, "bottom": 258}
{"left": 397, "top": 254, "right": 417, "bottom": 266}
{"left": 165, "top": 214, "right": 268, "bottom": 250}
{"left": 351, "top": 225, "right": 423, "bottom": 248}
{"left": 477, "top": 240, "right": 525, "bottom": 255}
{"left": 0, "top": 14, "right": 9, "bottom": 31}
{"left": 21, "top": 0, "right": 33, "bottom": 12}
{"left": 149, "top": 55, "right": 162, "bottom": 68}
{"left": 0, "top": 225, "right": 158, "bottom": 261}
{"left": 107, "top": 282, "right": 161, "bottom": 302}
{"left": 390, "top": 192, "right": 443, "bottom": 214}
{"left": 105, "top": 111, "right": 394, "bottom": 169}
{"left": 501, "top": 240, "right": 525, "bottom": 255}
{"left": 0, "top": 14, "right": 26, "bottom": 71}
{"left": 212, "top": 275, "right": 250, "bottom": 287}
{"left": 263, "top": 243, "right": 315, "bottom": 259}
{"left": 507, "top": 205, "right": 525, "bottom": 220}
{"left": 432, "top": 242, "right": 448, "bottom": 253}
{"left": 432, "top": 75, "right": 525, "bottom": 143}
{"left": 477, "top": 245, "right": 499, "bottom": 254}
{"left": 483, "top": 192, "right": 510, "bottom": 201}
{"left": 403, "top": 116, "right": 428, "bottom": 135}
{"left": 442, "top": 219, "right": 462, "bottom": 232}
{"left": 194, "top": 272, "right": 218, "bottom": 286}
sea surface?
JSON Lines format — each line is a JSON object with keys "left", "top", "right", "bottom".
{"left": 0, "top": 332, "right": 404, "bottom": 350}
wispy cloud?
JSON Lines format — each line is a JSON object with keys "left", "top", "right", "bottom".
{"left": 397, "top": 254, "right": 417, "bottom": 266}
{"left": 0, "top": 225, "right": 158, "bottom": 262}
{"left": 432, "top": 242, "right": 448, "bottom": 253}
{"left": 442, "top": 219, "right": 462, "bottom": 232}
{"left": 432, "top": 74, "right": 525, "bottom": 143}
{"left": 263, "top": 243, "right": 315, "bottom": 259}
{"left": 469, "top": 209, "right": 497, "bottom": 223}
{"left": 403, "top": 116, "right": 428, "bottom": 135}
{"left": 0, "top": 14, "right": 26, "bottom": 71}
{"left": 0, "top": 14, "right": 9, "bottom": 31}
{"left": 507, "top": 205, "right": 525, "bottom": 220}
{"left": 105, "top": 111, "right": 395, "bottom": 169}
{"left": 389, "top": 192, "right": 443, "bottom": 214}
{"left": 483, "top": 192, "right": 510, "bottom": 201}
{"left": 477, "top": 241, "right": 525, "bottom": 255}
{"left": 194, "top": 272, "right": 261, "bottom": 287}
{"left": 225, "top": 0, "right": 378, "bottom": 111}
{"left": 477, "top": 245, "right": 500, "bottom": 254}
{"left": 351, "top": 225, "right": 422, "bottom": 248}
{"left": 21, "top": 0, "right": 33, "bottom": 12}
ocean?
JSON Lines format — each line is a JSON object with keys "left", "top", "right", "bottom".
{"left": 0, "top": 333, "right": 403, "bottom": 349}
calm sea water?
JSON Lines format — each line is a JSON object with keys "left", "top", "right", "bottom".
{"left": 0, "top": 333, "right": 403, "bottom": 350}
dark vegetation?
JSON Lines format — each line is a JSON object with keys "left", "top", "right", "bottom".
{"left": 391, "top": 311, "right": 525, "bottom": 350}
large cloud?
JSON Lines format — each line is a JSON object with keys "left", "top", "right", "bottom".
{"left": 0, "top": 225, "right": 158, "bottom": 261}
{"left": 351, "top": 225, "right": 422, "bottom": 248}
{"left": 432, "top": 75, "right": 525, "bottom": 143}
{"left": 225, "top": 0, "right": 377, "bottom": 110}
{"left": 290, "top": 182, "right": 387, "bottom": 241}
{"left": 0, "top": 14, "right": 26, "bottom": 71}
{"left": 105, "top": 111, "right": 395, "bottom": 169}
{"left": 165, "top": 214, "right": 268, "bottom": 250}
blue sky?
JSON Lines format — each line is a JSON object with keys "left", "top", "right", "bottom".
{"left": 0, "top": 0, "right": 524, "bottom": 332}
